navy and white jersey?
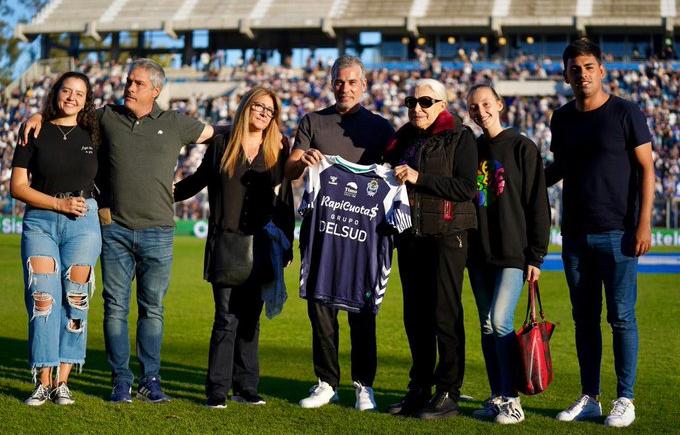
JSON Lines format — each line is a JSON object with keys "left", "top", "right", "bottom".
{"left": 299, "top": 155, "right": 411, "bottom": 313}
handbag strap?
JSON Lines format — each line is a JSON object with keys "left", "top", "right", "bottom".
{"left": 523, "top": 281, "right": 535, "bottom": 325}
{"left": 523, "top": 281, "right": 546, "bottom": 325}
{"left": 534, "top": 281, "right": 546, "bottom": 321}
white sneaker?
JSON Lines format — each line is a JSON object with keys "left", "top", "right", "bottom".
{"left": 556, "top": 394, "right": 602, "bottom": 421}
{"left": 496, "top": 397, "right": 525, "bottom": 424}
{"left": 24, "top": 383, "right": 51, "bottom": 406}
{"left": 52, "top": 382, "right": 75, "bottom": 405}
{"left": 605, "top": 397, "right": 635, "bottom": 427}
{"left": 472, "top": 396, "right": 503, "bottom": 418}
{"left": 353, "top": 381, "right": 377, "bottom": 411}
{"left": 299, "top": 379, "right": 338, "bottom": 408}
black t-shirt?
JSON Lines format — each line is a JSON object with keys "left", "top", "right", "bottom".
{"left": 548, "top": 95, "right": 652, "bottom": 236}
{"left": 12, "top": 122, "right": 97, "bottom": 195}
{"left": 293, "top": 105, "right": 394, "bottom": 164}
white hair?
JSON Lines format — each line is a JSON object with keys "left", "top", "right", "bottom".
{"left": 415, "top": 78, "right": 447, "bottom": 102}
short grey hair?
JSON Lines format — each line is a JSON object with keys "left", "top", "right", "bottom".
{"left": 331, "top": 55, "right": 366, "bottom": 81}
{"left": 415, "top": 78, "right": 447, "bottom": 102}
{"left": 128, "top": 58, "right": 166, "bottom": 90}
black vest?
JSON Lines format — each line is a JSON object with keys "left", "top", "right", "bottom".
{"left": 407, "top": 128, "right": 477, "bottom": 236}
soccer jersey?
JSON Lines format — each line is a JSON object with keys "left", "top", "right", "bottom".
{"left": 299, "top": 155, "right": 411, "bottom": 313}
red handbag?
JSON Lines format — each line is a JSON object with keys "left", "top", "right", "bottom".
{"left": 515, "top": 281, "right": 556, "bottom": 395}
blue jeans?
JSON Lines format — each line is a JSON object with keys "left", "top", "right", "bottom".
{"left": 562, "top": 230, "right": 638, "bottom": 399}
{"left": 21, "top": 199, "right": 101, "bottom": 370}
{"left": 468, "top": 264, "right": 524, "bottom": 397}
{"left": 101, "top": 222, "right": 174, "bottom": 385}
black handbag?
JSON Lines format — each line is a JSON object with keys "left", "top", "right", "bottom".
{"left": 211, "top": 230, "right": 253, "bottom": 287}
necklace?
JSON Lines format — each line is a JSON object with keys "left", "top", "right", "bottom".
{"left": 245, "top": 145, "right": 260, "bottom": 164}
{"left": 55, "top": 124, "right": 77, "bottom": 141}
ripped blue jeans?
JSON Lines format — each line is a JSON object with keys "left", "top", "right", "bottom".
{"left": 21, "top": 198, "right": 101, "bottom": 373}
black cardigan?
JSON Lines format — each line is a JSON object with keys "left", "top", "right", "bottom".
{"left": 174, "top": 133, "right": 295, "bottom": 282}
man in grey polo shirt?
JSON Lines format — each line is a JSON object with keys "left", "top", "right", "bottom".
{"left": 23, "top": 59, "right": 214, "bottom": 403}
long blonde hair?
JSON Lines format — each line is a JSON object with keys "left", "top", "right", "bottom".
{"left": 221, "top": 86, "right": 283, "bottom": 177}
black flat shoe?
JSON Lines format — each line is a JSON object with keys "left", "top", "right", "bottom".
{"left": 386, "top": 387, "right": 431, "bottom": 416}
{"left": 417, "top": 391, "right": 460, "bottom": 419}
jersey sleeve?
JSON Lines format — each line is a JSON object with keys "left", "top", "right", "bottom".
{"left": 298, "top": 157, "right": 330, "bottom": 216}
{"left": 383, "top": 172, "right": 412, "bottom": 233}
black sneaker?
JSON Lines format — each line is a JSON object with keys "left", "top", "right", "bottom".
{"left": 205, "top": 398, "right": 227, "bottom": 409}
{"left": 231, "top": 391, "right": 266, "bottom": 405}
{"left": 417, "top": 391, "right": 460, "bottom": 419}
{"left": 386, "top": 387, "right": 431, "bottom": 416}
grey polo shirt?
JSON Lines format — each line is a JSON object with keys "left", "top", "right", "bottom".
{"left": 98, "top": 103, "right": 204, "bottom": 229}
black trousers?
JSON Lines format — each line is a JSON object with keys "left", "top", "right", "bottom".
{"left": 397, "top": 231, "right": 468, "bottom": 399}
{"left": 205, "top": 283, "right": 264, "bottom": 401}
{"left": 307, "top": 300, "right": 377, "bottom": 388}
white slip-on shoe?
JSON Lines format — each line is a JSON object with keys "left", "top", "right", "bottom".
{"left": 299, "top": 379, "right": 339, "bottom": 408}
{"left": 556, "top": 394, "right": 602, "bottom": 421}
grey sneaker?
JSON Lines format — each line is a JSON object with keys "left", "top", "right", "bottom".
{"left": 25, "top": 383, "right": 51, "bottom": 406}
{"left": 52, "top": 382, "right": 75, "bottom": 405}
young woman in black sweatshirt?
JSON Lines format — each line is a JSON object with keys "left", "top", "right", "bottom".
{"left": 466, "top": 84, "right": 550, "bottom": 424}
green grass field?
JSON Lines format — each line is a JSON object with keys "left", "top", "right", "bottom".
{"left": 0, "top": 235, "right": 678, "bottom": 434}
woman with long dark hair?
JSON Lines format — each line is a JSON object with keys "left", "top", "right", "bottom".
{"left": 11, "top": 71, "right": 101, "bottom": 406}
{"left": 174, "top": 86, "right": 294, "bottom": 408}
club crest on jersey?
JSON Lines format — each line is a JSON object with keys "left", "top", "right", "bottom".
{"left": 328, "top": 175, "right": 338, "bottom": 186}
{"left": 344, "top": 182, "right": 358, "bottom": 197}
{"left": 366, "top": 179, "right": 379, "bottom": 197}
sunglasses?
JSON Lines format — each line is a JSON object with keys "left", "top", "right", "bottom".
{"left": 405, "top": 96, "right": 443, "bottom": 109}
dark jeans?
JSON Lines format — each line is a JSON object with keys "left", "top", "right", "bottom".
{"left": 562, "top": 231, "right": 639, "bottom": 399}
{"left": 101, "top": 222, "right": 174, "bottom": 385}
{"left": 206, "top": 283, "right": 264, "bottom": 402}
{"left": 307, "top": 300, "right": 376, "bottom": 388}
{"left": 397, "top": 232, "right": 468, "bottom": 399}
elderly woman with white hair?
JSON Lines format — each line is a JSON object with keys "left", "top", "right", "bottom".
{"left": 385, "top": 78, "right": 478, "bottom": 419}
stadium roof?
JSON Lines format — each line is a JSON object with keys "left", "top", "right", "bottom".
{"left": 15, "top": 0, "right": 680, "bottom": 41}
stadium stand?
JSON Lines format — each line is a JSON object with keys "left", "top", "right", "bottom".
{"left": 4, "top": 1, "right": 679, "bottom": 227}
{"left": 172, "top": 1, "right": 256, "bottom": 31}
{"left": 15, "top": 0, "right": 680, "bottom": 42}
{"left": 1, "top": 58, "right": 678, "bottom": 227}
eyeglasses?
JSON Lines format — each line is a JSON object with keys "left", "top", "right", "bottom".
{"left": 251, "top": 102, "right": 276, "bottom": 118}
{"left": 405, "top": 96, "right": 443, "bottom": 109}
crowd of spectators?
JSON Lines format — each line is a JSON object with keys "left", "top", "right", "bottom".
{"left": 1, "top": 57, "right": 678, "bottom": 228}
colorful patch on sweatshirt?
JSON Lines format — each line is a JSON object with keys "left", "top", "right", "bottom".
{"left": 477, "top": 160, "right": 506, "bottom": 207}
